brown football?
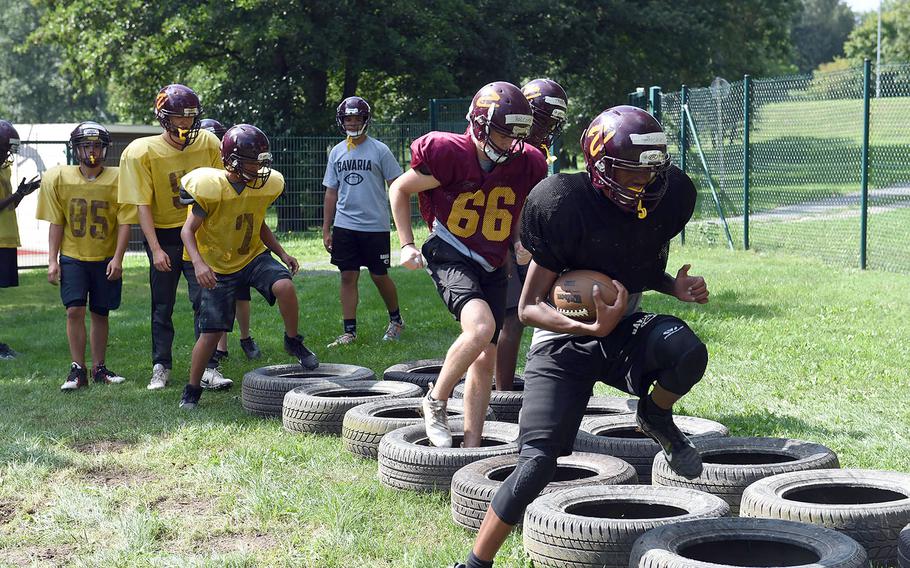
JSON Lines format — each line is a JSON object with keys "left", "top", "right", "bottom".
{"left": 548, "top": 270, "right": 618, "bottom": 322}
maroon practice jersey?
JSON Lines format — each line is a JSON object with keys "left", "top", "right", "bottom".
{"left": 411, "top": 132, "right": 547, "bottom": 268}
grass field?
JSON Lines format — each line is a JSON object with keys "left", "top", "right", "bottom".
{"left": 0, "top": 239, "right": 909, "bottom": 567}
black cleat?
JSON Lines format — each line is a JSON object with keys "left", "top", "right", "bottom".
{"left": 239, "top": 336, "right": 262, "bottom": 360}
{"left": 179, "top": 384, "right": 203, "bottom": 410}
{"left": 212, "top": 349, "right": 229, "bottom": 364}
{"left": 284, "top": 334, "right": 319, "bottom": 370}
{"left": 636, "top": 398, "right": 703, "bottom": 479}
{"left": 0, "top": 343, "right": 18, "bottom": 360}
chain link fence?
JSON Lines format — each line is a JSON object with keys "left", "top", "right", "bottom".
{"left": 655, "top": 61, "right": 910, "bottom": 272}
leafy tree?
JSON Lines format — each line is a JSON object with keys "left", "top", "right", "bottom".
{"left": 791, "top": 0, "right": 856, "bottom": 73}
{"left": 843, "top": 0, "right": 910, "bottom": 64}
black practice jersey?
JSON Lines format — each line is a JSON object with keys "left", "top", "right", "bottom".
{"left": 520, "top": 166, "right": 696, "bottom": 294}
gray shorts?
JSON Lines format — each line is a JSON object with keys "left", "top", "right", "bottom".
{"left": 197, "top": 252, "right": 291, "bottom": 333}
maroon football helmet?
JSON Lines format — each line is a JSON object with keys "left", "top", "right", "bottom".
{"left": 0, "top": 120, "right": 20, "bottom": 166}
{"left": 466, "top": 81, "right": 533, "bottom": 164}
{"left": 522, "top": 79, "right": 568, "bottom": 149}
{"left": 199, "top": 118, "right": 227, "bottom": 140}
{"left": 221, "top": 124, "right": 272, "bottom": 189}
{"left": 581, "top": 105, "right": 672, "bottom": 219}
{"left": 336, "top": 96, "right": 372, "bottom": 137}
{"left": 154, "top": 84, "right": 203, "bottom": 148}
{"left": 69, "top": 121, "right": 111, "bottom": 167}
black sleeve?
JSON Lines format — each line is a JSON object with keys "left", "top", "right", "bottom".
{"left": 520, "top": 185, "right": 570, "bottom": 274}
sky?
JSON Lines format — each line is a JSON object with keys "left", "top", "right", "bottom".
{"left": 844, "top": 0, "right": 881, "bottom": 13}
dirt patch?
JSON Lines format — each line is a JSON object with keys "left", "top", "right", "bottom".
{"left": 200, "top": 532, "right": 277, "bottom": 554}
{"left": 80, "top": 464, "right": 157, "bottom": 487}
{"left": 0, "top": 500, "right": 16, "bottom": 524}
{"left": 151, "top": 494, "right": 216, "bottom": 517}
{"left": 71, "top": 440, "right": 132, "bottom": 455}
{"left": 0, "top": 544, "right": 74, "bottom": 567}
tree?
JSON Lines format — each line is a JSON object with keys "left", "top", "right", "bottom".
{"left": 791, "top": 0, "right": 856, "bottom": 73}
{"left": 843, "top": 0, "right": 910, "bottom": 64}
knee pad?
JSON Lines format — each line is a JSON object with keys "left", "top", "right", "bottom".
{"left": 647, "top": 319, "right": 708, "bottom": 396}
{"left": 490, "top": 441, "right": 559, "bottom": 525}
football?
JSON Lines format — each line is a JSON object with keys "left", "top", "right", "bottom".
{"left": 548, "top": 270, "right": 618, "bottom": 322}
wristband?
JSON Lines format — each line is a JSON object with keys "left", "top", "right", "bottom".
{"left": 401, "top": 242, "right": 415, "bottom": 249}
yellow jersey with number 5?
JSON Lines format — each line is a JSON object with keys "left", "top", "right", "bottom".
{"left": 181, "top": 167, "right": 284, "bottom": 274}
{"left": 36, "top": 166, "right": 137, "bottom": 261}
{"left": 117, "top": 129, "right": 222, "bottom": 229}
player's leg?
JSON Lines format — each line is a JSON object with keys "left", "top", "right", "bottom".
{"left": 328, "top": 227, "right": 360, "bottom": 346}
{"left": 365, "top": 231, "right": 403, "bottom": 341}
{"left": 235, "top": 292, "right": 260, "bottom": 359}
{"left": 88, "top": 258, "right": 125, "bottom": 385}
{"left": 183, "top": 259, "right": 232, "bottom": 390}
{"left": 59, "top": 256, "right": 89, "bottom": 390}
{"left": 145, "top": 240, "right": 183, "bottom": 389}
{"left": 182, "top": 273, "right": 238, "bottom": 408}
{"left": 0, "top": 247, "right": 19, "bottom": 359}
{"left": 493, "top": 258, "right": 526, "bottom": 391}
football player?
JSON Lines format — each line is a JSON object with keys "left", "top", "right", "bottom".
{"left": 118, "top": 84, "right": 233, "bottom": 391}
{"left": 0, "top": 120, "right": 40, "bottom": 360}
{"left": 199, "top": 118, "right": 261, "bottom": 362}
{"left": 493, "top": 79, "right": 568, "bottom": 391}
{"left": 390, "top": 82, "right": 547, "bottom": 448}
{"left": 36, "top": 122, "right": 135, "bottom": 389}
{"left": 453, "top": 106, "right": 710, "bottom": 568}
{"left": 178, "top": 124, "right": 318, "bottom": 409}
{"left": 322, "top": 96, "right": 404, "bottom": 347}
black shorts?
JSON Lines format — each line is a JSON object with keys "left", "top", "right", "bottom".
{"left": 422, "top": 233, "right": 508, "bottom": 343}
{"left": 59, "top": 255, "right": 122, "bottom": 316}
{"left": 330, "top": 226, "right": 391, "bottom": 275}
{"left": 0, "top": 247, "right": 17, "bottom": 288}
{"left": 197, "top": 252, "right": 291, "bottom": 333}
{"left": 518, "top": 313, "right": 689, "bottom": 454}
{"left": 505, "top": 249, "right": 528, "bottom": 313}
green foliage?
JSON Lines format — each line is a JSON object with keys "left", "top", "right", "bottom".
{"left": 843, "top": 0, "right": 910, "bottom": 64}
{"left": 791, "top": 0, "right": 855, "bottom": 73}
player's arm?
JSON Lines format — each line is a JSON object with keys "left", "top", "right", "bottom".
{"left": 136, "top": 205, "right": 171, "bottom": 272}
{"left": 518, "top": 260, "right": 629, "bottom": 338}
{"left": 511, "top": 215, "right": 532, "bottom": 265}
{"left": 260, "top": 223, "right": 298, "bottom": 275}
{"left": 180, "top": 210, "right": 216, "bottom": 289}
{"left": 389, "top": 167, "right": 439, "bottom": 269}
{"left": 0, "top": 176, "right": 40, "bottom": 210}
{"left": 652, "top": 265, "right": 708, "bottom": 304}
{"left": 322, "top": 186, "right": 337, "bottom": 253}
{"left": 47, "top": 223, "right": 63, "bottom": 285}
{"left": 106, "top": 223, "right": 130, "bottom": 281}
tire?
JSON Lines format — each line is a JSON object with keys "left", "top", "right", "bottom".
{"left": 382, "top": 359, "right": 459, "bottom": 393}
{"left": 574, "top": 414, "right": 729, "bottom": 484}
{"left": 629, "top": 517, "right": 868, "bottom": 568}
{"left": 241, "top": 363, "right": 375, "bottom": 417}
{"left": 452, "top": 377, "right": 525, "bottom": 423}
{"left": 282, "top": 380, "right": 422, "bottom": 434}
{"left": 898, "top": 524, "right": 910, "bottom": 568}
{"left": 341, "top": 398, "right": 493, "bottom": 460}
{"left": 522, "top": 484, "right": 729, "bottom": 568}
{"left": 378, "top": 421, "right": 519, "bottom": 493}
{"left": 740, "top": 468, "right": 910, "bottom": 566}
{"left": 652, "top": 437, "right": 839, "bottom": 515}
{"left": 584, "top": 395, "right": 637, "bottom": 417}
{"left": 450, "top": 452, "right": 637, "bottom": 532}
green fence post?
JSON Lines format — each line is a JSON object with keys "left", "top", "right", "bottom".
{"left": 649, "top": 86, "right": 662, "bottom": 121}
{"left": 860, "top": 59, "right": 871, "bottom": 270}
{"left": 429, "top": 98, "right": 438, "bottom": 132}
{"left": 680, "top": 85, "right": 688, "bottom": 245}
{"left": 743, "top": 75, "right": 751, "bottom": 251}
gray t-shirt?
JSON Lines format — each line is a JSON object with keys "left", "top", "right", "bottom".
{"left": 323, "top": 136, "right": 403, "bottom": 232}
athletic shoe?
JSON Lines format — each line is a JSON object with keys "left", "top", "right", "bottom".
{"left": 327, "top": 332, "right": 356, "bottom": 347}
{"left": 0, "top": 343, "right": 18, "bottom": 360}
{"left": 636, "top": 398, "right": 703, "bottom": 479}
{"left": 200, "top": 367, "right": 233, "bottom": 390}
{"left": 61, "top": 363, "right": 88, "bottom": 391}
{"left": 239, "top": 336, "right": 261, "bottom": 360}
{"left": 284, "top": 334, "right": 319, "bottom": 370}
{"left": 212, "top": 349, "right": 229, "bottom": 364}
{"left": 92, "top": 363, "right": 126, "bottom": 384}
{"left": 421, "top": 384, "right": 452, "bottom": 448}
{"left": 382, "top": 320, "right": 404, "bottom": 342}
{"left": 179, "top": 384, "right": 203, "bottom": 409}
{"left": 147, "top": 364, "right": 169, "bottom": 390}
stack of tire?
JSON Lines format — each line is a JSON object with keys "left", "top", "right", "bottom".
{"left": 241, "top": 363, "right": 375, "bottom": 417}
{"left": 382, "top": 359, "right": 458, "bottom": 394}
{"left": 452, "top": 377, "right": 524, "bottom": 423}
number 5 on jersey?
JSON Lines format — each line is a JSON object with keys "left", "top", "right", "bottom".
{"left": 447, "top": 186, "right": 515, "bottom": 241}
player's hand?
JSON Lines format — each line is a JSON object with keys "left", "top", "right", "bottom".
{"left": 47, "top": 261, "right": 60, "bottom": 286}
{"left": 585, "top": 280, "right": 628, "bottom": 338}
{"left": 151, "top": 247, "right": 172, "bottom": 272}
{"left": 194, "top": 261, "right": 217, "bottom": 289}
{"left": 514, "top": 241, "right": 532, "bottom": 265}
{"left": 16, "top": 176, "right": 40, "bottom": 198}
{"left": 673, "top": 264, "right": 709, "bottom": 304}
{"left": 106, "top": 258, "right": 123, "bottom": 281}
{"left": 322, "top": 231, "right": 332, "bottom": 253}
{"left": 281, "top": 253, "right": 300, "bottom": 276}
{"left": 400, "top": 244, "right": 424, "bottom": 270}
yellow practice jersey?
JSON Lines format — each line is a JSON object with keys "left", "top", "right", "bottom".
{"left": 182, "top": 167, "right": 285, "bottom": 274}
{"left": 117, "top": 129, "right": 222, "bottom": 229}
{"left": 0, "top": 165, "right": 18, "bottom": 248}
{"left": 36, "top": 166, "right": 137, "bottom": 261}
